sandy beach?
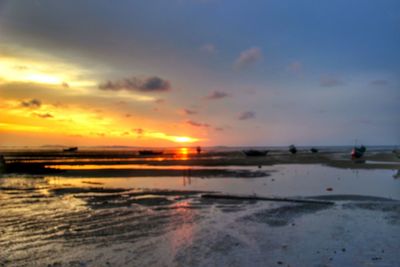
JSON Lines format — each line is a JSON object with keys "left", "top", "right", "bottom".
{"left": 0, "top": 147, "right": 399, "bottom": 266}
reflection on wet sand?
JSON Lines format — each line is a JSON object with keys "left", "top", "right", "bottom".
{"left": 1, "top": 148, "right": 400, "bottom": 266}
{"left": 1, "top": 177, "right": 399, "bottom": 267}
{"left": 169, "top": 200, "right": 195, "bottom": 257}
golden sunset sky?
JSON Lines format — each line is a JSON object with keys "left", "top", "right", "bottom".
{"left": 0, "top": 1, "right": 399, "bottom": 147}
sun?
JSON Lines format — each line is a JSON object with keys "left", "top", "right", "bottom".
{"left": 173, "top": 136, "right": 197, "bottom": 143}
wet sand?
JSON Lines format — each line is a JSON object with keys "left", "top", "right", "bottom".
{"left": 1, "top": 148, "right": 399, "bottom": 266}
{"left": 0, "top": 178, "right": 399, "bottom": 267}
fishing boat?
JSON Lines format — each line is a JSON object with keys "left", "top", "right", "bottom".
{"left": 138, "top": 150, "right": 163, "bottom": 156}
{"left": 351, "top": 145, "right": 366, "bottom": 159}
{"left": 0, "top": 155, "right": 6, "bottom": 174}
{"left": 63, "top": 147, "right": 78, "bottom": 152}
{"left": 310, "top": 148, "right": 319, "bottom": 153}
{"left": 289, "top": 145, "right": 297, "bottom": 154}
{"left": 243, "top": 150, "right": 268, "bottom": 157}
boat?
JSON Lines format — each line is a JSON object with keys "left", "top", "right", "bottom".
{"left": 63, "top": 147, "right": 78, "bottom": 152}
{"left": 0, "top": 155, "right": 6, "bottom": 174}
{"left": 138, "top": 150, "right": 163, "bottom": 156}
{"left": 289, "top": 145, "right": 297, "bottom": 154}
{"left": 310, "top": 148, "right": 319, "bottom": 153}
{"left": 351, "top": 145, "right": 366, "bottom": 159}
{"left": 243, "top": 150, "right": 268, "bottom": 157}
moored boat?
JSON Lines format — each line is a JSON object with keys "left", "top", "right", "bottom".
{"left": 243, "top": 150, "right": 268, "bottom": 157}
{"left": 351, "top": 145, "right": 366, "bottom": 159}
{"left": 289, "top": 145, "right": 297, "bottom": 154}
{"left": 63, "top": 147, "right": 78, "bottom": 152}
{"left": 138, "top": 150, "right": 163, "bottom": 156}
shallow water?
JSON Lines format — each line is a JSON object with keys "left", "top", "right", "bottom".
{"left": 45, "top": 164, "right": 400, "bottom": 200}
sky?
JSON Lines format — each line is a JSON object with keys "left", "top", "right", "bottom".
{"left": 0, "top": 0, "right": 399, "bottom": 147}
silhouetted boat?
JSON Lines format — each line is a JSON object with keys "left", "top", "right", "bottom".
{"left": 310, "top": 148, "right": 319, "bottom": 153}
{"left": 63, "top": 147, "right": 78, "bottom": 152}
{"left": 0, "top": 155, "right": 6, "bottom": 174}
{"left": 351, "top": 145, "right": 366, "bottom": 159}
{"left": 138, "top": 150, "right": 163, "bottom": 156}
{"left": 243, "top": 150, "right": 268, "bottom": 157}
{"left": 289, "top": 145, "right": 297, "bottom": 154}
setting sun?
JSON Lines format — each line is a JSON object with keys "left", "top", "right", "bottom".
{"left": 173, "top": 136, "right": 197, "bottom": 143}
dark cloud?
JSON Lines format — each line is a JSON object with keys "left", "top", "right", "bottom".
{"left": 125, "top": 113, "right": 132, "bottom": 117}
{"left": 133, "top": 128, "right": 144, "bottom": 135}
{"left": 238, "top": 111, "right": 255, "bottom": 120}
{"left": 206, "top": 91, "right": 230, "bottom": 100}
{"left": 99, "top": 76, "right": 171, "bottom": 93}
{"left": 34, "top": 112, "right": 53, "bottom": 119}
{"left": 21, "top": 99, "right": 41, "bottom": 108}
{"left": 234, "top": 47, "right": 263, "bottom": 69}
{"left": 186, "top": 120, "right": 210, "bottom": 128}
{"left": 182, "top": 108, "right": 197, "bottom": 115}
{"left": 320, "top": 75, "right": 344, "bottom": 87}
{"left": 214, "top": 127, "right": 224, "bottom": 131}
{"left": 370, "top": 79, "right": 388, "bottom": 86}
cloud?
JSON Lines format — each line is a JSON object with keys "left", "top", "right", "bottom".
{"left": 33, "top": 112, "right": 53, "bottom": 119}
{"left": 99, "top": 76, "right": 171, "bottom": 93}
{"left": 370, "top": 79, "right": 388, "bottom": 86}
{"left": 206, "top": 90, "right": 230, "bottom": 100}
{"left": 238, "top": 111, "right": 255, "bottom": 120}
{"left": 234, "top": 47, "right": 263, "bottom": 69}
{"left": 200, "top": 43, "right": 216, "bottom": 53}
{"left": 20, "top": 99, "right": 41, "bottom": 108}
{"left": 320, "top": 75, "right": 344, "bottom": 87}
{"left": 182, "top": 108, "right": 197, "bottom": 115}
{"left": 133, "top": 128, "right": 144, "bottom": 138}
{"left": 133, "top": 128, "right": 144, "bottom": 134}
{"left": 62, "top": 82, "right": 69, "bottom": 88}
{"left": 186, "top": 120, "right": 210, "bottom": 128}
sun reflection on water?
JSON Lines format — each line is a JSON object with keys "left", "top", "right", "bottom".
{"left": 169, "top": 200, "right": 195, "bottom": 256}
{"left": 175, "top": 147, "right": 189, "bottom": 161}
